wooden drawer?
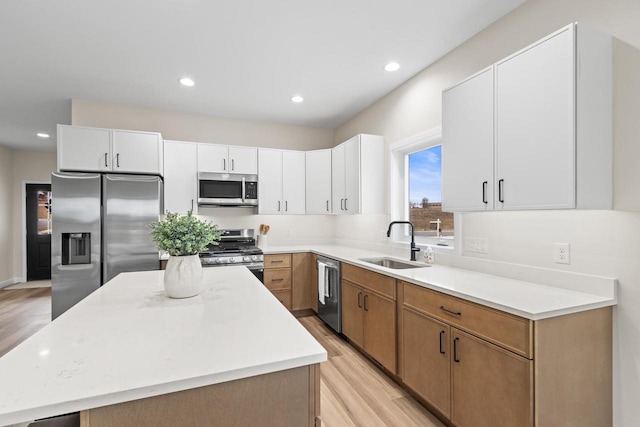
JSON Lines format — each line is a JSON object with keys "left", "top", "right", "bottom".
{"left": 264, "top": 254, "right": 292, "bottom": 269}
{"left": 342, "top": 263, "right": 396, "bottom": 300}
{"left": 272, "top": 290, "right": 292, "bottom": 310}
{"left": 402, "top": 282, "right": 532, "bottom": 358}
{"left": 264, "top": 268, "right": 291, "bottom": 291}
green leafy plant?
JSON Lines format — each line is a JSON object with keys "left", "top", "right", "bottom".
{"left": 149, "top": 211, "right": 221, "bottom": 256}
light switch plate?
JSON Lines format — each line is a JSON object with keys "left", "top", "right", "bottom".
{"left": 554, "top": 243, "right": 570, "bottom": 264}
{"left": 464, "top": 237, "right": 488, "bottom": 254}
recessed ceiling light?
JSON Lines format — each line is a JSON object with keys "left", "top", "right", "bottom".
{"left": 291, "top": 95, "right": 304, "bottom": 103}
{"left": 384, "top": 62, "right": 400, "bottom": 72}
{"left": 179, "top": 77, "right": 195, "bottom": 87}
{"left": 36, "top": 132, "right": 50, "bottom": 138}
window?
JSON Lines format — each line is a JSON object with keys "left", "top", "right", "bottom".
{"left": 408, "top": 146, "right": 454, "bottom": 242}
{"left": 389, "top": 128, "right": 458, "bottom": 249}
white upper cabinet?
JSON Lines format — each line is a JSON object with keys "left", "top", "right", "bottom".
{"left": 112, "top": 130, "right": 163, "bottom": 175}
{"left": 332, "top": 134, "right": 385, "bottom": 215}
{"left": 228, "top": 146, "right": 258, "bottom": 174}
{"left": 331, "top": 143, "right": 346, "bottom": 213}
{"left": 306, "top": 149, "right": 332, "bottom": 214}
{"left": 197, "top": 144, "right": 257, "bottom": 174}
{"left": 442, "top": 67, "right": 494, "bottom": 212}
{"left": 57, "top": 125, "right": 112, "bottom": 172}
{"left": 495, "top": 26, "right": 576, "bottom": 210}
{"left": 164, "top": 140, "right": 197, "bottom": 214}
{"left": 282, "top": 151, "right": 306, "bottom": 214}
{"left": 258, "top": 149, "right": 283, "bottom": 214}
{"left": 57, "top": 125, "right": 163, "bottom": 175}
{"left": 442, "top": 23, "right": 611, "bottom": 212}
{"left": 258, "top": 149, "right": 305, "bottom": 214}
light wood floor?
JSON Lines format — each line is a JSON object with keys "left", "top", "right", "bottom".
{"left": 299, "top": 316, "right": 444, "bottom": 427}
{"left": 0, "top": 288, "right": 51, "bottom": 358}
{"left": 0, "top": 290, "right": 443, "bottom": 427}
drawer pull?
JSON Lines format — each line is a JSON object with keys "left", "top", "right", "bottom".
{"left": 439, "top": 330, "right": 446, "bottom": 354}
{"left": 270, "top": 260, "right": 284, "bottom": 264}
{"left": 453, "top": 337, "right": 460, "bottom": 363}
{"left": 271, "top": 278, "right": 284, "bottom": 282}
{"left": 440, "top": 306, "right": 461, "bottom": 316}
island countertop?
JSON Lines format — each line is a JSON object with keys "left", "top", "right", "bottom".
{"left": 0, "top": 267, "right": 327, "bottom": 426}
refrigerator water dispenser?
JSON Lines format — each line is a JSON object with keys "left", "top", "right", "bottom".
{"left": 62, "top": 233, "right": 91, "bottom": 265}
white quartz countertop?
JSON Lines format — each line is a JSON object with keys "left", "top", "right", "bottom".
{"left": 0, "top": 267, "right": 327, "bottom": 426}
{"left": 263, "top": 244, "right": 616, "bottom": 320}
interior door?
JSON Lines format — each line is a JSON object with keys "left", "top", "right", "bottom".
{"left": 26, "top": 184, "right": 52, "bottom": 281}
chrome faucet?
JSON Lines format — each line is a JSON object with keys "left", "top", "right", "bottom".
{"left": 387, "top": 221, "right": 421, "bottom": 261}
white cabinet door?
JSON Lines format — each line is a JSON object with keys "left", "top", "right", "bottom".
{"left": 164, "top": 140, "right": 197, "bottom": 214}
{"left": 495, "top": 27, "right": 575, "bottom": 210}
{"left": 306, "top": 150, "right": 332, "bottom": 214}
{"left": 258, "top": 149, "right": 283, "bottom": 214}
{"left": 282, "top": 151, "right": 306, "bottom": 214}
{"left": 197, "top": 144, "right": 229, "bottom": 173}
{"left": 331, "top": 143, "right": 346, "bottom": 214}
{"left": 344, "top": 136, "right": 361, "bottom": 214}
{"left": 228, "top": 146, "right": 257, "bottom": 174}
{"left": 57, "top": 125, "right": 112, "bottom": 172}
{"left": 442, "top": 67, "right": 495, "bottom": 211}
{"left": 112, "top": 130, "right": 163, "bottom": 175}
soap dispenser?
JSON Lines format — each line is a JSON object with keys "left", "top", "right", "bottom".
{"left": 424, "top": 246, "right": 435, "bottom": 264}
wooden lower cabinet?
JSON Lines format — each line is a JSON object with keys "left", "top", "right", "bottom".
{"left": 399, "top": 281, "right": 611, "bottom": 427}
{"left": 81, "top": 365, "right": 320, "bottom": 427}
{"left": 451, "top": 329, "right": 533, "bottom": 427}
{"left": 292, "top": 252, "right": 315, "bottom": 311}
{"left": 341, "top": 278, "right": 396, "bottom": 373}
{"left": 341, "top": 280, "right": 364, "bottom": 347}
{"left": 402, "top": 308, "right": 451, "bottom": 418}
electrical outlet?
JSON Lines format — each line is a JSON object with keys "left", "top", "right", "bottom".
{"left": 554, "top": 243, "right": 570, "bottom": 264}
{"left": 463, "top": 237, "right": 488, "bottom": 254}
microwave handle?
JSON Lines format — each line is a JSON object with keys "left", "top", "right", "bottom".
{"left": 241, "top": 177, "right": 245, "bottom": 202}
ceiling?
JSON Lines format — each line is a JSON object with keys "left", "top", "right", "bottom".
{"left": 0, "top": 0, "right": 525, "bottom": 151}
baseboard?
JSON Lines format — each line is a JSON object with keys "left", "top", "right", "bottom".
{"left": 0, "top": 277, "right": 22, "bottom": 289}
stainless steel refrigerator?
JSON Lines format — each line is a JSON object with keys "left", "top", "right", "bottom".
{"left": 51, "top": 172, "right": 163, "bottom": 319}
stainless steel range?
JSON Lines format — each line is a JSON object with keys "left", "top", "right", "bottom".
{"left": 199, "top": 229, "right": 264, "bottom": 282}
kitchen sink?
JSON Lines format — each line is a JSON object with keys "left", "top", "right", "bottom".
{"left": 358, "top": 257, "right": 430, "bottom": 270}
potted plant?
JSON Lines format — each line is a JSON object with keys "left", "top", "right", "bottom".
{"left": 149, "top": 211, "right": 221, "bottom": 298}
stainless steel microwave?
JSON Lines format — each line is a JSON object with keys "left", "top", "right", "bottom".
{"left": 198, "top": 172, "right": 258, "bottom": 207}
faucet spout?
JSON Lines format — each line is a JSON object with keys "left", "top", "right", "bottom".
{"left": 387, "top": 221, "right": 421, "bottom": 261}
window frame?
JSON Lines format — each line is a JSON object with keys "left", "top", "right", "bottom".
{"left": 388, "top": 127, "right": 460, "bottom": 253}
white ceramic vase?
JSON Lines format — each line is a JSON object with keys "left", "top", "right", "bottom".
{"left": 163, "top": 254, "right": 204, "bottom": 298}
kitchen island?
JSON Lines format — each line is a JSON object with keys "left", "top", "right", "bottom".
{"left": 0, "top": 267, "right": 327, "bottom": 426}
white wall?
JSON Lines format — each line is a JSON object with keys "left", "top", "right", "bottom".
{"left": 333, "top": 0, "right": 640, "bottom": 424}
{"left": 72, "top": 99, "right": 335, "bottom": 151}
{"left": 0, "top": 146, "right": 13, "bottom": 286}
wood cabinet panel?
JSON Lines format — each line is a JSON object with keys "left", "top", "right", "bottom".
{"left": 342, "top": 264, "right": 395, "bottom": 300}
{"left": 451, "top": 328, "right": 533, "bottom": 427}
{"left": 341, "top": 280, "right": 364, "bottom": 348}
{"left": 271, "top": 290, "right": 292, "bottom": 311}
{"left": 402, "top": 308, "right": 451, "bottom": 418}
{"left": 264, "top": 254, "right": 291, "bottom": 269}
{"left": 292, "top": 253, "right": 314, "bottom": 311}
{"left": 402, "top": 282, "right": 532, "bottom": 358}
{"left": 264, "top": 268, "right": 291, "bottom": 291}
{"left": 363, "top": 291, "right": 396, "bottom": 374}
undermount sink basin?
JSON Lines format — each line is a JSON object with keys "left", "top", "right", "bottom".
{"left": 358, "top": 257, "right": 430, "bottom": 270}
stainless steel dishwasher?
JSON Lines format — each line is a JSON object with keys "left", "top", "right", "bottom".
{"left": 316, "top": 256, "right": 341, "bottom": 333}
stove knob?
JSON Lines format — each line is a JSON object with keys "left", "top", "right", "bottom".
{"left": 214, "top": 258, "right": 221, "bottom": 264}
{"left": 227, "top": 257, "right": 234, "bottom": 263}
{"left": 251, "top": 255, "right": 258, "bottom": 262}
{"left": 243, "top": 256, "right": 251, "bottom": 262}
